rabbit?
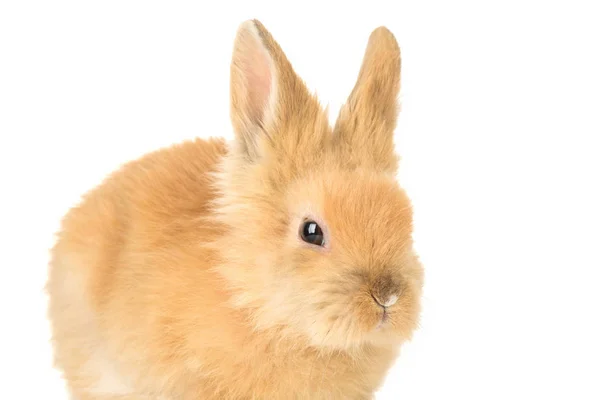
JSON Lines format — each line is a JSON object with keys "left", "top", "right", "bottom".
{"left": 46, "top": 19, "right": 424, "bottom": 400}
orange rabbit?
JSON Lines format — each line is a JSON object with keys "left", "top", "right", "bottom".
{"left": 47, "top": 19, "right": 423, "bottom": 400}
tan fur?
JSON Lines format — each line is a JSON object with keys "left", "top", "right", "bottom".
{"left": 47, "top": 19, "right": 423, "bottom": 399}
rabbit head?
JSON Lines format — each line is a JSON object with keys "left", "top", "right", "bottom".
{"left": 212, "top": 20, "right": 423, "bottom": 351}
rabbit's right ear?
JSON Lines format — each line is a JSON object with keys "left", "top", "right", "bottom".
{"left": 229, "top": 20, "right": 327, "bottom": 162}
{"left": 229, "top": 20, "right": 276, "bottom": 160}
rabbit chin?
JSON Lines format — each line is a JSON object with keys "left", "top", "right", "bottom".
{"left": 248, "top": 295, "right": 409, "bottom": 351}
{"left": 300, "top": 310, "right": 408, "bottom": 351}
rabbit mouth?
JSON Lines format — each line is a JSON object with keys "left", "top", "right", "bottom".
{"left": 371, "top": 293, "right": 392, "bottom": 330}
{"left": 375, "top": 309, "right": 389, "bottom": 330}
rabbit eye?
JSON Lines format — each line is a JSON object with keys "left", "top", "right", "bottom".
{"left": 300, "top": 220, "right": 324, "bottom": 246}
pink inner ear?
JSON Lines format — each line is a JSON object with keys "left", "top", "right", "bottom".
{"left": 244, "top": 39, "right": 272, "bottom": 124}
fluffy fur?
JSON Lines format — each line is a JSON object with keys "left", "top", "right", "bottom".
{"left": 47, "top": 19, "right": 423, "bottom": 399}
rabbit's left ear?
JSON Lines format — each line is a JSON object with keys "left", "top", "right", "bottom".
{"left": 333, "top": 27, "right": 401, "bottom": 174}
{"left": 230, "top": 20, "right": 328, "bottom": 162}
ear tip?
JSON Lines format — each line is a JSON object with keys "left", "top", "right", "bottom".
{"left": 236, "top": 19, "right": 268, "bottom": 35}
{"left": 236, "top": 19, "right": 259, "bottom": 36}
{"left": 371, "top": 25, "right": 394, "bottom": 37}
{"left": 369, "top": 26, "right": 400, "bottom": 52}
{"left": 234, "top": 19, "right": 273, "bottom": 49}
{"left": 250, "top": 18, "right": 266, "bottom": 30}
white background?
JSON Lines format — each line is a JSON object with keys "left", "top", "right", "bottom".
{"left": 1, "top": 1, "right": 599, "bottom": 399}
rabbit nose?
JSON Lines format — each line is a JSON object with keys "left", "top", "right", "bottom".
{"left": 370, "top": 273, "right": 401, "bottom": 308}
{"left": 371, "top": 293, "right": 399, "bottom": 308}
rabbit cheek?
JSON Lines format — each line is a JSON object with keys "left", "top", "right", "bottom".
{"left": 302, "top": 284, "right": 383, "bottom": 349}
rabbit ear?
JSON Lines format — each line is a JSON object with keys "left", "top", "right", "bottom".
{"left": 333, "top": 27, "right": 401, "bottom": 173}
{"left": 230, "top": 20, "right": 327, "bottom": 161}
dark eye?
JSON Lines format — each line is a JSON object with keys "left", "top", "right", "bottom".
{"left": 300, "top": 220, "right": 324, "bottom": 246}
